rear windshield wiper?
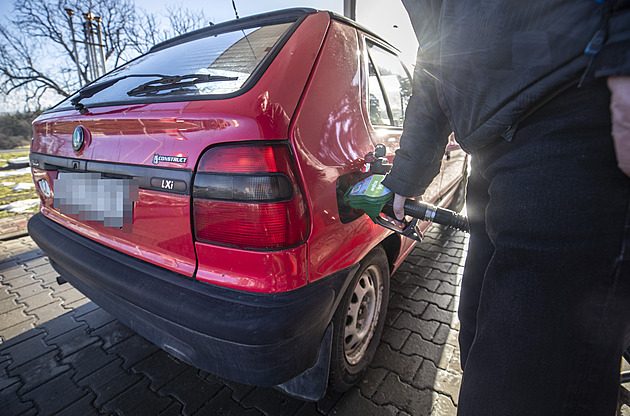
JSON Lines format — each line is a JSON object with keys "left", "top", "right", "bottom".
{"left": 126, "top": 74, "right": 238, "bottom": 97}
{"left": 70, "top": 73, "right": 171, "bottom": 114}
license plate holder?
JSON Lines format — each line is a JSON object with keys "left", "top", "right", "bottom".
{"left": 54, "top": 172, "right": 139, "bottom": 229}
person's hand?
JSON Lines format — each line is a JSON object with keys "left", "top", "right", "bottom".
{"left": 608, "top": 76, "right": 630, "bottom": 177}
{"left": 382, "top": 193, "right": 407, "bottom": 227}
{"left": 392, "top": 193, "right": 407, "bottom": 222}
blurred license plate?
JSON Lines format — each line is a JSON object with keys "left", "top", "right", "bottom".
{"left": 53, "top": 172, "right": 139, "bottom": 228}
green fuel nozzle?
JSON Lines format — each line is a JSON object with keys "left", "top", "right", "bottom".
{"left": 343, "top": 145, "right": 469, "bottom": 241}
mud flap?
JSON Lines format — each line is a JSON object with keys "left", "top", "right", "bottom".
{"left": 275, "top": 323, "right": 333, "bottom": 401}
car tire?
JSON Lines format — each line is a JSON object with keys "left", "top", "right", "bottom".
{"left": 329, "top": 245, "right": 389, "bottom": 392}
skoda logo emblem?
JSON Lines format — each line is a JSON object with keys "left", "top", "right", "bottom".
{"left": 72, "top": 126, "right": 85, "bottom": 152}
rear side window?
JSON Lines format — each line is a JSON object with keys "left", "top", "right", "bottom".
{"left": 366, "top": 41, "right": 412, "bottom": 127}
{"left": 59, "top": 22, "right": 294, "bottom": 109}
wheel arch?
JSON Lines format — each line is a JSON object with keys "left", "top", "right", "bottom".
{"left": 380, "top": 233, "right": 402, "bottom": 274}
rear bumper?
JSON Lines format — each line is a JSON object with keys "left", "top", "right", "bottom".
{"left": 28, "top": 213, "right": 357, "bottom": 386}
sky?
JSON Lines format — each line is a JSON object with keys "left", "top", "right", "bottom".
{"left": 134, "top": 0, "right": 418, "bottom": 62}
{"left": 0, "top": 0, "right": 418, "bottom": 111}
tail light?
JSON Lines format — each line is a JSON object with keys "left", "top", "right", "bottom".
{"left": 193, "top": 144, "right": 309, "bottom": 250}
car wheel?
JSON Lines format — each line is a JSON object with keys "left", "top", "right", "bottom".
{"left": 329, "top": 245, "right": 389, "bottom": 392}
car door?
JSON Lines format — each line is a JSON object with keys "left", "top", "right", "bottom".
{"left": 362, "top": 38, "right": 443, "bottom": 204}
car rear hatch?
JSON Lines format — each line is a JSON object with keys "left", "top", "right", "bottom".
{"left": 30, "top": 9, "right": 329, "bottom": 284}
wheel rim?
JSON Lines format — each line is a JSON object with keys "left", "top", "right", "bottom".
{"left": 343, "top": 264, "right": 383, "bottom": 365}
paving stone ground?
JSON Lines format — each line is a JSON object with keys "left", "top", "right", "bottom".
{"left": 7, "top": 218, "right": 601, "bottom": 415}
{"left": 0, "top": 225, "right": 466, "bottom": 416}
{"left": 2, "top": 222, "right": 629, "bottom": 415}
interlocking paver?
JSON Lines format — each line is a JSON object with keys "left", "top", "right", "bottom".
{"left": 107, "top": 333, "right": 160, "bottom": 369}
{"left": 90, "top": 319, "right": 135, "bottom": 349}
{"left": 46, "top": 325, "right": 99, "bottom": 358}
{"left": 393, "top": 311, "right": 440, "bottom": 340}
{"left": 401, "top": 272, "right": 442, "bottom": 292}
{"left": 56, "top": 393, "right": 99, "bottom": 416}
{"left": 0, "top": 374, "right": 19, "bottom": 391}
{"left": 0, "top": 225, "right": 472, "bottom": 415}
{"left": 70, "top": 301, "right": 100, "bottom": 317}
{"left": 412, "top": 287, "right": 453, "bottom": 309}
{"left": 101, "top": 378, "right": 173, "bottom": 415}
{"left": 357, "top": 367, "right": 388, "bottom": 399}
{"left": 427, "top": 266, "right": 460, "bottom": 284}
{"left": 330, "top": 388, "right": 399, "bottom": 416}
{"left": 8, "top": 282, "right": 47, "bottom": 299}
{"left": 3, "top": 332, "right": 54, "bottom": 370}
{"left": 389, "top": 293, "right": 429, "bottom": 315}
{"left": 0, "top": 296, "right": 19, "bottom": 314}
{"left": 202, "top": 371, "right": 256, "bottom": 402}
{"left": 22, "top": 371, "right": 87, "bottom": 416}
{"left": 241, "top": 385, "right": 308, "bottom": 415}
{"left": 132, "top": 350, "right": 190, "bottom": 391}
{"left": 24, "top": 300, "right": 67, "bottom": 324}
{"left": 0, "top": 308, "right": 35, "bottom": 333}
{"left": 3, "top": 274, "right": 42, "bottom": 290}
{"left": 39, "top": 311, "right": 83, "bottom": 341}
{"left": 0, "top": 321, "right": 37, "bottom": 344}
{"left": 371, "top": 344, "right": 423, "bottom": 383}
{"left": 21, "top": 256, "right": 48, "bottom": 271}
{"left": 0, "top": 265, "right": 27, "bottom": 280}
{"left": 196, "top": 387, "right": 264, "bottom": 416}
{"left": 372, "top": 373, "right": 433, "bottom": 415}
{"left": 14, "top": 351, "right": 71, "bottom": 394}
{"left": 0, "top": 381, "right": 34, "bottom": 415}
{"left": 78, "top": 359, "right": 144, "bottom": 407}
{"left": 433, "top": 368, "right": 461, "bottom": 406}
{"left": 19, "top": 292, "right": 58, "bottom": 312}
{"left": 37, "top": 271, "right": 61, "bottom": 288}
{"left": 413, "top": 359, "right": 440, "bottom": 390}
{"left": 432, "top": 323, "right": 452, "bottom": 345}
{"left": 381, "top": 326, "right": 411, "bottom": 350}
{"left": 73, "top": 307, "right": 116, "bottom": 330}
{"left": 158, "top": 367, "right": 225, "bottom": 415}
{"left": 51, "top": 286, "right": 87, "bottom": 308}
{"left": 431, "top": 393, "right": 458, "bottom": 416}
{"left": 62, "top": 341, "right": 117, "bottom": 382}
{"left": 422, "top": 304, "right": 455, "bottom": 326}
{"left": 159, "top": 402, "right": 186, "bottom": 416}
{"left": 402, "top": 333, "right": 444, "bottom": 366}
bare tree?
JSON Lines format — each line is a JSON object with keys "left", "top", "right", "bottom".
{"left": 0, "top": 0, "right": 208, "bottom": 110}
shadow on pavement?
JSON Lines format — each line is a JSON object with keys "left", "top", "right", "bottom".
{"left": 0, "top": 225, "right": 468, "bottom": 415}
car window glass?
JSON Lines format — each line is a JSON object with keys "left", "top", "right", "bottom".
{"left": 367, "top": 42, "right": 412, "bottom": 127}
{"left": 62, "top": 22, "right": 293, "bottom": 108}
{"left": 367, "top": 60, "right": 392, "bottom": 126}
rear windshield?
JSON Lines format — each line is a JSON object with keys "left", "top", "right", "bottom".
{"left": 57, "top": 22, "right": 294, "bottom": 110}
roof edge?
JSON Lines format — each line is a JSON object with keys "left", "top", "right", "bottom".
{"left": 150, "top": 8, "right": 319, "bottom": 53}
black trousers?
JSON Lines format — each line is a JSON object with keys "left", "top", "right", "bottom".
{"left": 457, "top": 79, "right": 630, "bottom": 415}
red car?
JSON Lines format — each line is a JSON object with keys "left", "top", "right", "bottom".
{"left": 28, "top": 8, "right": 467, "bottom": 400}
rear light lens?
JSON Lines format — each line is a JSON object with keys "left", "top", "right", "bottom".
{"left": 197, "top": 146, "right": 280, "bottom": 173}
{"left": 193, "top": 144, "right": 309, "bottom": 250}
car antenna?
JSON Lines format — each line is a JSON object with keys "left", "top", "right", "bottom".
{"left": 232, "top": 0, "right": 239, "bottom": 19}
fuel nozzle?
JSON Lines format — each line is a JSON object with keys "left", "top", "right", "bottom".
{"left": 345, "top": 144, "right": 469, "bottom": 238}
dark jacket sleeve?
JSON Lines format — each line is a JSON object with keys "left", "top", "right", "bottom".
{"left": 591, "top": 0, "right": 630, "bottom": 78}
{"left": 381, "top": 49, "right": 452, "bottom": 198}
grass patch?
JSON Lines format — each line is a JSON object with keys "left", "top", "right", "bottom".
{"left": 0, "top": 149, "right": 30, "bottom": 168}
{"left": 0, "top": 150, "right": 38, "bottom": 218}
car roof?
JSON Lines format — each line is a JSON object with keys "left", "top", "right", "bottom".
{"left": 151, "top": 8, "right": 397, "bottom": 54}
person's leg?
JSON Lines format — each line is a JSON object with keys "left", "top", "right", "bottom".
{"left": 458, "top": 158, "right": 494, "bottom": 368}
{"left": 457, "top": 80, "right": 630, "bottom": 415}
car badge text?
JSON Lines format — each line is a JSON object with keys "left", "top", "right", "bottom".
{"left": 153, "top": 154, "right": 188, "bottom": 165}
